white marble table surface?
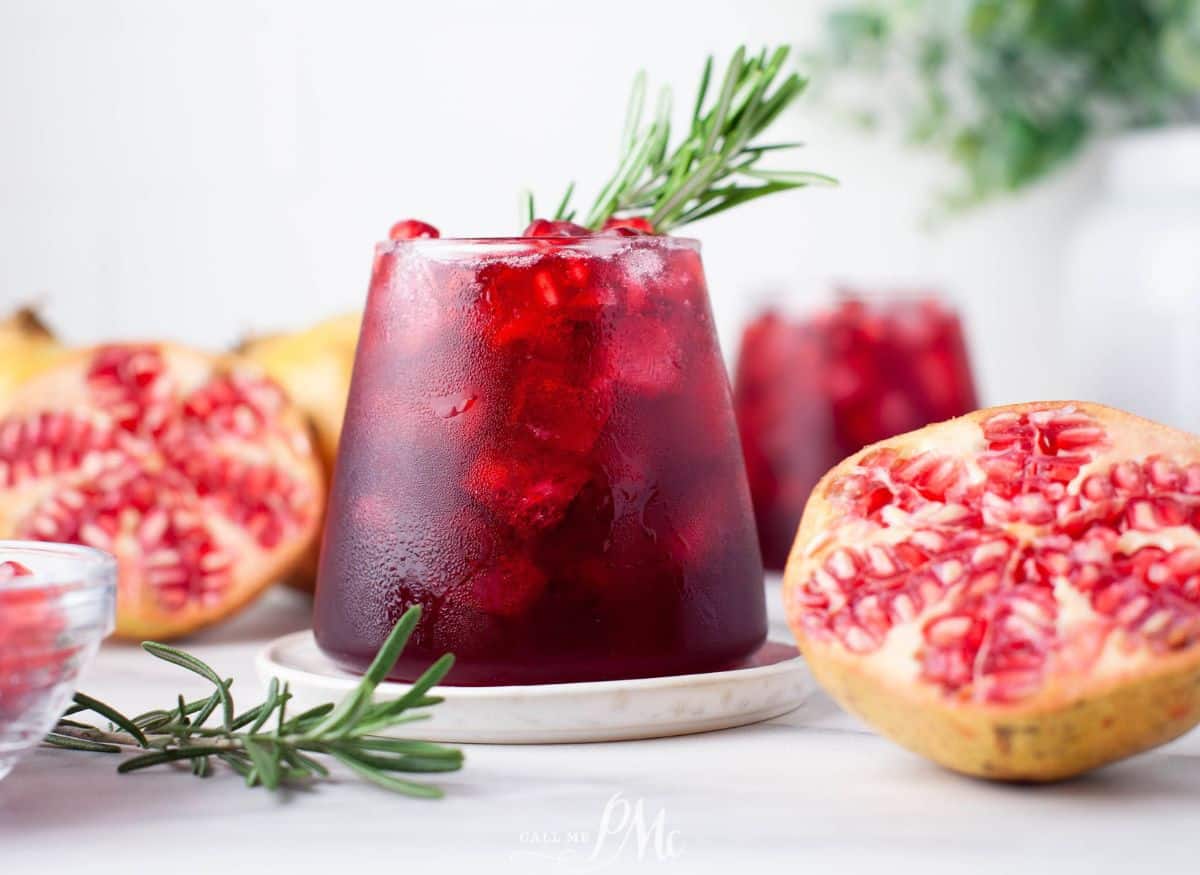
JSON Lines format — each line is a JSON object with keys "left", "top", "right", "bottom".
{"left": 4, "top": 579, "right": 1199, "bottom": 873}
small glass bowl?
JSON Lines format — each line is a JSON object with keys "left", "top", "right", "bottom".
{"left": 0, "top": 541, "right": 117, "bottom": 781}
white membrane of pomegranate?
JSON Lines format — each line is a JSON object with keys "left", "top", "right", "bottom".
{"left": 790, "top": 405, "right": 1200, "bottom": 704}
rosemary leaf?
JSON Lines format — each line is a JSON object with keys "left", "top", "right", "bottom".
{"left": 69, "top": 692, "right": 148, "bottom": 747}
{"left": 690, "top": 55, "right": 714, "bottom": 127}
{"left": 117, "top": 746, "right": 232, "bottom": 773}
{"left": 309, "top": 605, "right": 422, "bottom": 738}
{"left": 248, "top": 678, "right": 282, "bottom": 735}
{"left": 330, "top": 752, "right": 444, "bottom": 799}
{"left": 360, "top": 653, "right": 454, "bottom": 725}
{"left": 552, "top": 181, "right": 576, "bottom": 221}
{"left": 141, "top": 642, "right": 234, "bottom": 730}
{"left": 43, "top": 732, "right": 122, "bottom": 754}
{"left": 218, "top": 752, "right": 253, "bottom": 779}
{"left": 283, "top": 747, "right": 329, "bottom": 778}
{"left": 190, "top": 684, "right": 229, "bottom": 730}
{"left": 243, "top": 739, "right": 280, "bottom": 791}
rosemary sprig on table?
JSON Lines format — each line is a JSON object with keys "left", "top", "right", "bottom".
{"left": 549, "top": 45, "right": 834, "bottom": 232}
{"left": 44, "top": 606, "right": 462, "bottom": 798}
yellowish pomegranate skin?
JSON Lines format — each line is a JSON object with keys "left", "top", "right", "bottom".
{"left": 784, "top": 401, "right": 1200, "bottom": 782}
{"left": 0, "top": 308, "right": 69, "bottom": 405}
{"left": 802, "top": 631, "right": 1200, "bottom": 782}
{"left": 238, "top": 313, "right": 360, "bottom": 592}
{"left": 0, "top": 343, "right": 326, "bottom": 640}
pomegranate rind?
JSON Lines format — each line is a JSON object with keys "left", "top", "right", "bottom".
{"left": 238, "top": 312, "right": 360, "bottom": 592}
{"left": 0, "top": 308, "right": 68, "bottom": 406}
{"left": 784, "top": 401, "right": 1200, "bottom": 781}
{"left": 0, "top": 343, "right": 325, "bottom": 639}
{"left": 802, "top": 641, "right": 1200, "bottom": 781}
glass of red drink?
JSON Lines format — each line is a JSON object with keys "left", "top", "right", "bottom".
{"left": 733, "top": 291, "right": 978, "bottom": 571}
{"left": 314, "top": 233, "right": 766, "bottom": 685}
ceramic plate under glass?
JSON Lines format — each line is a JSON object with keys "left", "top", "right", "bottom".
{"left": 256, "top": 633, "right": 813, "bottom": 744}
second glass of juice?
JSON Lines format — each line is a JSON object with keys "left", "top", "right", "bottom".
{"left": 314, "top": 234, "right": 767, "bottom": 685}
{"left": 734, "top": 291, "right": 978, "bottom": 571}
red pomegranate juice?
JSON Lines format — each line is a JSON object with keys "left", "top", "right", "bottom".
{"left": 314, "top": 235, "right": 767, "bottom": 684}
{"left": 734, "top": 294, "right": 978, "bottom": 571}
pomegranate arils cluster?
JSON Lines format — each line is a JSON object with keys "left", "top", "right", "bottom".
{"left": 794, "top": 405, "right": 1200, "bottom": 704}
{"left": 0, "top": 559, "right": 71, "bottom": 721}
{"left": 0, "top": 412, "right": 118, "bottom": 486}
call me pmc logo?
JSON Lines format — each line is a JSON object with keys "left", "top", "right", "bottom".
{"left": 515, "top": 792, "right": 684, "bottom": 868}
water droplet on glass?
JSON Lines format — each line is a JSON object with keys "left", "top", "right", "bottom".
{"left": 431, "top": 393, "right": 477, "bottom": 419}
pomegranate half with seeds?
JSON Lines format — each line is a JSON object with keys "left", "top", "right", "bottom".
{"left": 784, "top": 401, "right": 1200, "bottom": 781}
{"left": 0, "top": 343, "right": 324, "bottom": 639}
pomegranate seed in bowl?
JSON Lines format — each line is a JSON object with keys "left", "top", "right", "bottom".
{"left": 0, "top": 541, "right": 116, "bottom": 781}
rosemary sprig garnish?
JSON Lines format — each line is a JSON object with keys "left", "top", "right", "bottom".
{"left": 45, "top": 605, "right": 462, "bottom": 798}
{"left": 554, "top": 45, "right": 833, "bottom": 232}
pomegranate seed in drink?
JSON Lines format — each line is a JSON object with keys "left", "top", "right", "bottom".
{"left": 734, "top": 293, "right": 978, "bottom": 571}
{"left": 388, "top": 219, "right": 440, "bottom": 240}
{"left": 520, "top": 219, "right": 593, "bottom": 238}
{"left": 601, "top": 216, "right": 656, "bottom": 235}
{"left": 314, "top": 231, "right": 767, "bottom": 685}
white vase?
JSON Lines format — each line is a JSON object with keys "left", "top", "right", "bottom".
{"left": 1062, "top": 126, "right": 1200, "bottom": 433}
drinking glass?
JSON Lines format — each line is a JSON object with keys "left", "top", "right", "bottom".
{"left": 314, "top": 234, "right": 766, "bottom": 685}
{"left": 734, "top": 291, "right": 978, "bottom": 571}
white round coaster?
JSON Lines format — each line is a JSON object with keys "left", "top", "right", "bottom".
{"left": 256, "top": 632, "right": 813, "bottom": 744}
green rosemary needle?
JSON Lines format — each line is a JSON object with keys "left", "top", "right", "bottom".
{"left": 45, "top": 605, "right": 462, "bottom": 798}
{"left": 545, "top": 45, "right": 834, "bottom": 232}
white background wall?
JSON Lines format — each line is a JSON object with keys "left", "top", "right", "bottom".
{"left": 0, "top": 0, "right": 1101, "bottom": 404}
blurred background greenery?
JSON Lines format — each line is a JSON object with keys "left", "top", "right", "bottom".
{"left": 814, "top": 0, "right": 1200, "bottom": 208}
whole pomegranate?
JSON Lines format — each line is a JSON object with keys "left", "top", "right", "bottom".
{"left": 0, "top": 343, "right": 325, "bottom": 638}
{"left": 784, "top": 401, "right": 1200, "bottom": 781}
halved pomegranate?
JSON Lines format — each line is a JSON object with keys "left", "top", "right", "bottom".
{"left": 784, "top": 401, "right": 1200, "bottom": 781}
{"left": 0, "top": 343, "right": 325, "bottom": 639}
